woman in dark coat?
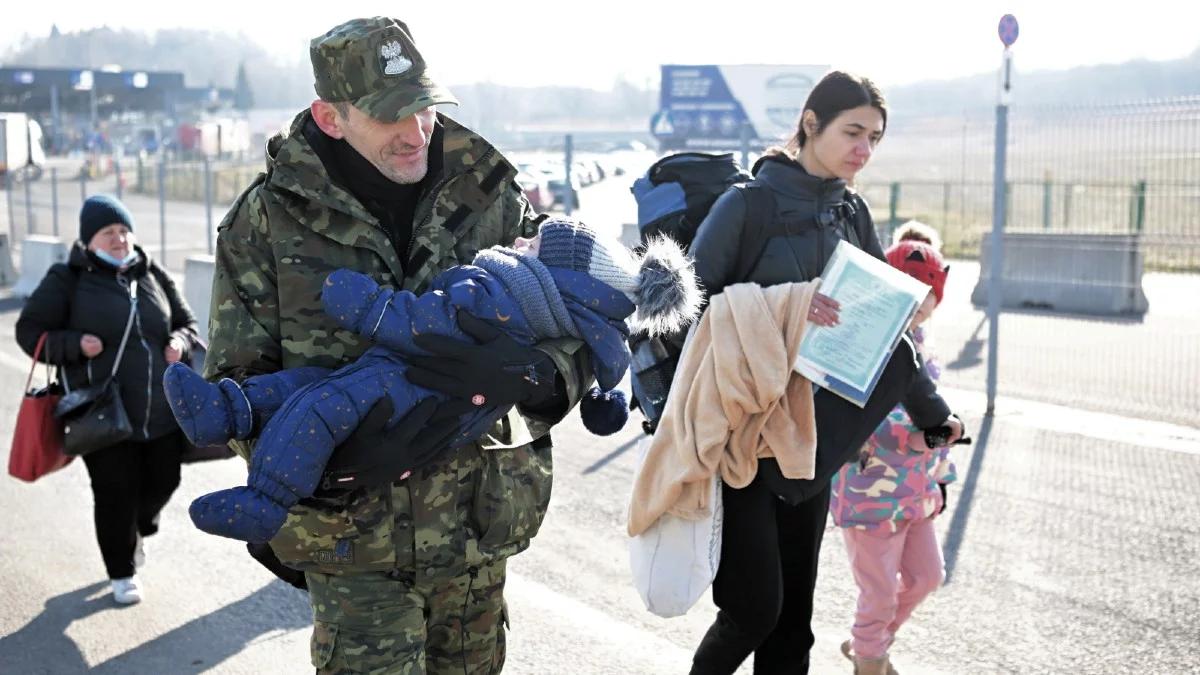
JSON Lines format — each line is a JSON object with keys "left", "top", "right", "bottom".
{"left": 686, "top": 72, "right": 963, "bottom": 674}
{"left": 16, "top": 194, "right": 198, "bottom": 605}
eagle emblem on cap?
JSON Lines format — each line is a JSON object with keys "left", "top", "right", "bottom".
{"left": 380, "top": 41, "right": 412, "bottom": 76}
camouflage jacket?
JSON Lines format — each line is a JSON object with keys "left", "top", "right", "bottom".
{"left": 205, "top": 110, "right": 592, "bottom": 577}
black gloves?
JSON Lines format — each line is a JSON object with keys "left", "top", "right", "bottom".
{"left": 246, "top": 541, "right": 307, "bottom": 591}
{"left": 408, "top": 310, "right": 560, "bottom": 411}
{"left": 923, "top": 414, "right": 972, "bottom": 449}
{"left": 316, "top": 395, "right": 476, "bottom": 496}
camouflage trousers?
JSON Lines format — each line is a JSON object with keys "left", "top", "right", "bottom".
{"left": 306, "top": 560, "right": 507, "bottom": 674}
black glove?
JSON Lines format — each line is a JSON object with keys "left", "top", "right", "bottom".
{"left": 938, "top": 482, "right": 949, "bottom": 515}
{"left": 923, "top": 414, "right": 972, "bottom": 449}
{"left": 246, "top": 541, "right": 307, "bottom": 591}
{"left": 408, "top": 310, "right": 560, "bottom": 410}
{"left": 315, "top": 395, "right": 476, "bottom": 497}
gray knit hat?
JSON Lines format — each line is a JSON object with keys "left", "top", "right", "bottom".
{"left": 537, "top": 218, "right": 702, "bottom": 337}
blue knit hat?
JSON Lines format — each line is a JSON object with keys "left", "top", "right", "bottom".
{"left": 79, "top": 194, "right": 134, "bottom": 245}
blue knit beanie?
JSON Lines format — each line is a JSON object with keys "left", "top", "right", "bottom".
{"left": 80, "top": 195, "right": 134, "bottom": 245}
{"left": 537, "top": 218, "right": 641, "bottom": 302}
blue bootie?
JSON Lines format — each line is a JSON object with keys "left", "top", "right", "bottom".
{"left": 189, "top": 485, "right": 290, "bottom": 544}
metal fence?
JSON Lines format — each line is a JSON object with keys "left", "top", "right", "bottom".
{"left": 2, "top": 154, "right": 260, "bottom": 271}
{"left": 3, "top": 107, "right": 1198, "bottom": 430}
{"left": 857, "top": 97, "right": 1200, "bottom": 428}
{"left": 858, "top": 97, "right": 1200, "bottom": 270}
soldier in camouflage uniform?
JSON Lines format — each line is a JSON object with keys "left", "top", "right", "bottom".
{"left": 204, "top": 17, "right": 593, "bottom": 674}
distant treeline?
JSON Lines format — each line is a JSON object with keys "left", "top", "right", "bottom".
{"left": 4, "top": 26, "right": 1198, "bottom": 129}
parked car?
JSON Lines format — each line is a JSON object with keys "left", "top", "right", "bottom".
{"left": 517, "top": 171, "right": 552, "bottom": 212}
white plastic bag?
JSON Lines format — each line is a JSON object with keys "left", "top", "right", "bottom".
{"left": 628, "top": 436, "right": 723, "bottom": 618}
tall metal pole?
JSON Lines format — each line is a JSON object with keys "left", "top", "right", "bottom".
{"left": 204, "top": 155, "right": 214, "bottom": 254}
{"left": 23, "top": 171, "right": 34, "bottom": 235}
{"left": 740, "top": 122, "right": 752, "bottom": 170}
{"left": 51, "top": 168, "right": 59, "bottom": 236}
{"left": 4, "top": 173, "right": 15, "bottom": 244}
{"left": 986, "top": 47, "right": 1013, "bottom": 415}
{"left": 158, "top": 158, "right": 167, "bottom": 265}
{"left": 564, "top": 134, "right": 574, "bottom": 217}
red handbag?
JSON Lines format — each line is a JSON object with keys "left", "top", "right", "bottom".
{"left": 7, "top": 333, "right": 73, "bottom": 482}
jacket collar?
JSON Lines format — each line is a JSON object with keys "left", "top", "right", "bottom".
{"left": 753, "top": 153, "right": 848, "bottom": 204}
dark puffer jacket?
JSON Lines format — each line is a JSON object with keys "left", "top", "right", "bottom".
{"left": 688, "top": 153, "right": 951, "bottom": 499}
{"left": 691, "top": 153, "right": 883, "bottom": 294}
{"left": 16, "top": 242, "right": 199, "bottom": 441}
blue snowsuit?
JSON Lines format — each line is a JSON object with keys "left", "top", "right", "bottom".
{"left": 182, "top": 258, "right": 634, "bottom": 543}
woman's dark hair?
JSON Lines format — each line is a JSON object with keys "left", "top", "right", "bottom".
{"left": 769, "top": 71, "right": 888, "bottom": 159}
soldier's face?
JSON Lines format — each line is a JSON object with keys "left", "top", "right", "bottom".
{"left": 337, "top": 105, "right": 436, "bottom": 184}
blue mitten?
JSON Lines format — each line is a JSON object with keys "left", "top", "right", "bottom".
{"left": 164, "top": 363, "right": 329, "bottom": 446}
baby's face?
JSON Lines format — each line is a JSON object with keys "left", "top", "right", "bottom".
{"left": 513, "top": 234, "right": 541, "bottom": 255}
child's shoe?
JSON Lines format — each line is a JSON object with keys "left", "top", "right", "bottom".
{"left": 841, "top": 640, "right": 899, "bottom": 675}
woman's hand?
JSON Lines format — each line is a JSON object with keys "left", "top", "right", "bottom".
{"left": 80, "top": 334, "right": 104, "bottom": 358}
{"left": 807, "top": 292, "right": 841, "bottom": 327}
{"left": 164, "top": 337, "right": 185, "bottom": 364}
{"left": 911, "top": 415, "right": 966, "bottom": 453}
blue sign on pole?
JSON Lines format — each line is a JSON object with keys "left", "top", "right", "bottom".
{"left": 998, "top": 14, "right": 1019, "bottom": 47}
{"left": 651, "top": 64, "right": 827, "bottom": 151}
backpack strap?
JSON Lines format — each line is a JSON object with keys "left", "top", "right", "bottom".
{"left": 731, "top": 184, "right": 778, "bottom": 283}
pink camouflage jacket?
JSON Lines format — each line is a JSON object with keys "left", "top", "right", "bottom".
{"left": 830, "top": 329, "right": 958, "bottom": 532}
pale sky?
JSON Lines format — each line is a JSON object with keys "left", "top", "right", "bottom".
{"left": 3, "top": 1, "right": 1198, "bottom": 90}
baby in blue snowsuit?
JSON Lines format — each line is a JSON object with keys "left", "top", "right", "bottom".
{"left": 165, "top": 219, "right": 699, "bottom": 543}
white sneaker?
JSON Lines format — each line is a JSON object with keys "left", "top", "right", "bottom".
{"left": 134, "top": 534, "right": 146, "bottom": 570}
{"left": 112, "top": 576, "right": 143, "bottom": 605}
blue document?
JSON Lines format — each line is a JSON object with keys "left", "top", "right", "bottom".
{"left": 794, "top": 241, "right": 931, "bottom": 407}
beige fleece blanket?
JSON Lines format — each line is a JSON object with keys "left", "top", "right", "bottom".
{"left": 627, "top": 282, "right": 819, "bottom": 537}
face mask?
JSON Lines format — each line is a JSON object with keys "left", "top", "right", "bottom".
{"left": 94, "top": 248, "right": 139, "bottom": 268}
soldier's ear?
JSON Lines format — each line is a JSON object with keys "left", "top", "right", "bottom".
{"left": 311, "top": 100, "right": 346, "bottom": 140}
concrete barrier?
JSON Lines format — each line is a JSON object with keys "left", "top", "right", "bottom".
{"left": 183, "top": 255, "right": 215, "bottom": 342}
{"left": 13, "top": 235, "right": 69, "bottom": 298}
{"left": 970, "top": 232, "right": 1149, "bottom": 316}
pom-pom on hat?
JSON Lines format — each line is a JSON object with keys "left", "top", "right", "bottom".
{"left": 536, "top": 218, "right": 701, "bottom": 337}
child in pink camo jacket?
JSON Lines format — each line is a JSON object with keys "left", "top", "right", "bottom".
{"left": 830, "top": 222, "right": 957, "bottom": 675}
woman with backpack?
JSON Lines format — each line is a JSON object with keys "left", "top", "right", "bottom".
{"left": 16, "top": 195, "right": 199, "bottom": 605}
{"left": 685, "top": 72, "right": 964, "bottom": 674}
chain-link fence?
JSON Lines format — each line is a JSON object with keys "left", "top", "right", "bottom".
{"left": 858, "top": 97, "right": 1200, "bottom": 427}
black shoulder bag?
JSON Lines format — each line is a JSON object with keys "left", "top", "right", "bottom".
{"left": 55, "top": 279, "right": 138, "bottom": 456}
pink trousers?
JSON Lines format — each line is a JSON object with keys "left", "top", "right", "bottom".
{"left": 842, "top": 517, "right": 944, "bottom": 659}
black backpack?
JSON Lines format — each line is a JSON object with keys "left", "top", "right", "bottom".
{"left": 628, "top": 153, "right": 776, "bottom": 434}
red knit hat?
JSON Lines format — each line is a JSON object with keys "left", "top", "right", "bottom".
{"left": 885, "top": 240, "right": 948, "bottom": 304}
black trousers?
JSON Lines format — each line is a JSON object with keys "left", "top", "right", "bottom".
{"left": 81, "top": 430, "right": 183, "bottom": 579}
{"left": 691, "top": 477, "right": 831, "bottom": 675}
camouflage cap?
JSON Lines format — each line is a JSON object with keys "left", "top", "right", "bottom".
{"left": 310, "top": 17, "right": 458, "bottom": 122}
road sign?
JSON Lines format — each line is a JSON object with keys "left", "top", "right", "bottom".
{"left": 651, "top": 64, "right": 827, "bottom": 151}
{"left": 998, "top": 14, "right": 1019, "bottom": 47}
